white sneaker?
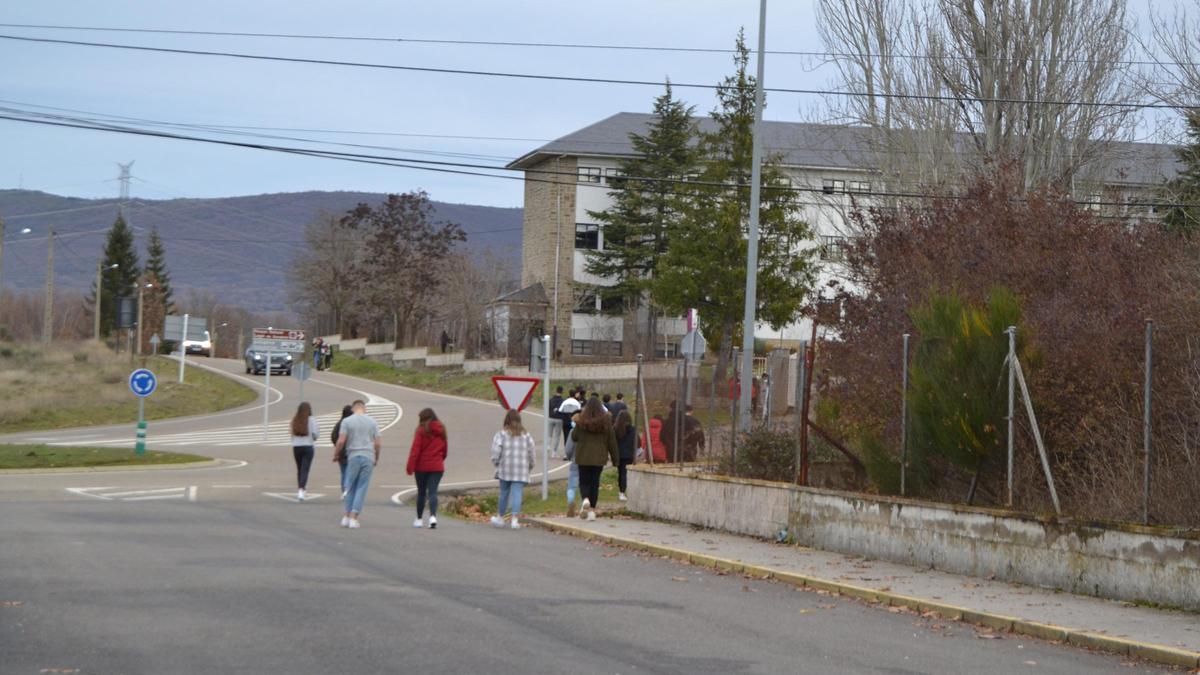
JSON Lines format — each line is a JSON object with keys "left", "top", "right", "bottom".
{"left": 413, "top": 518, "right": 423, "bottom": 528}
{"left": 348, "top": 519, "right": 361, "bottom": 529}
{"left": 429, "top": 515, "right": 437, "bottom": 529}
{"left": 297, "top": 489, "right": 305, "bottom": 501}
{"left": 510, "top": 518, "right": 520, "bottom": 530}
{"left": 340, "top": 516, "right": 350, "bottom": 527}
{"left": 490, "top": 516, "right": 504, "bottom": 528}
{"left": 618, "top": 492, "right": 628, "bottom": 502}
{"left": 341, "top": 490, "right": 348, "bottom": 499}
{"left": 580, "top": 499, "right": 591, "bottom": 518}
{"left": 587, "top": 510, "right": 597, "bottom": 522}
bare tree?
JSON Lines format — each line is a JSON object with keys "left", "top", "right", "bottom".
{"left": 1146, "top": 1, "right": 1200, "bottom": 110}
{"left": 287, "top": 212, "right": 364, "bottom": 337}
{"left": 815, "top": 0, "right": 1140, "bottom": 193}
{"left": 433, "top": 249, "right": 515, "bottom": 357}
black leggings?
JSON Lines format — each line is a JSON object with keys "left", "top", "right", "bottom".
{"left": 579, "top": 465, "right": 603, "bottom": 507}
{"left": 415, "top": 471, "right": 443, "bottom": 518}
{"left": 618, "top": 458, "right": 633, "bottom": 493}
{"left": 293, "top": 445, "right": 314, "bottom": 489}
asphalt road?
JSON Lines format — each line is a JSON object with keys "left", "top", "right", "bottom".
{"left": 0, "top": 359, "right": 1170, "bottom": 673}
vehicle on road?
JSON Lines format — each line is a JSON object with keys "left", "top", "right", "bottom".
{"left": 182, "top": 330, "right": 212, "bottom": 357}
{"left": 244, "top": 348, "right": 293, "bottom": 376}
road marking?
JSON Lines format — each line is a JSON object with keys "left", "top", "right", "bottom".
{"left": 212, "top": 484, "right": 253, "bottom": 488}
{"left": 388, "top": 462, "right": 570, "bottom": 505}
{"left": 64, "top": 486, "right": 196, "bottom": 502}
{"left": 263, "top": 491, "right": 326, "bottom": 502}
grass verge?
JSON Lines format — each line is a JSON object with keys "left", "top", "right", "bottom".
{"left": 0, "top": 343, "right": 256, "bottom": 434}
{"left": 445, "top": 467, "right": 623, "bottom": 520}
{"left": 0, "top": 444, "right": 209, "bottom": 469}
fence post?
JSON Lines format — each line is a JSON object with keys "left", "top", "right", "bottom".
{"left": 636, "top": 354, "right": 654, "bottom": 466}
{"left": 1005, "top": 326, "right": 1016, "bottom": 508}
{"left": 674, "top": 360, "right": 684, "bottom": 470}
{"left": 795, "top": 340, "right": 808, "bottom": 485}
{"left": 1143, "top": 319, "right": 1153, "bottom": 525}
{"left": 900, "top": 333, "right": 910, "bottom": 497}
{"left": 707, "top": 352, "right": 717, "bottom": 469}
{"left": 730, "top": 347, "right": 740, "bottom": 474}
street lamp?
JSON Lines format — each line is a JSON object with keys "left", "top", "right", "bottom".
{"left": 0, "top": 222, "right": 34, "bottom": 293}
{"left": 94, "top": 262, "right": 119, "bottom": 341}
{"left": 136, "top": 280, "right": 154, "bottom": 358}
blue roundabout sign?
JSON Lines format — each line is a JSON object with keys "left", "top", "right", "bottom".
{"left": 129, "top": 369, "right": 158, "bottom": 398}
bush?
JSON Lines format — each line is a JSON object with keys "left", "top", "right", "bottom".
{"left": 721, "top": 428, "right": 797, "bottom": 482}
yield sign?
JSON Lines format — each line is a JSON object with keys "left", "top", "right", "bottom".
{"left": 491, "top": 376, "right": 540, "bottom": 411}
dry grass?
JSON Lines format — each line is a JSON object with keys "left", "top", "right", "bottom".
{"left": 0, "top": 341, "right": 256, "bottom": 433}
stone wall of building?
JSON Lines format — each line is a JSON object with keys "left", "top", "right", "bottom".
{"left": 521, "top": 156, "right": 577, "bottom": 357}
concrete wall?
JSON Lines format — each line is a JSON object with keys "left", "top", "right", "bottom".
{"left": 363, "top": 342, "right": 394, "bottom": 356}
{"left": 319, "top": 334, "right": 342, "bottom": 347}
{"left": 627, "top": 466, "right": 1200, "bottom": 611}
{"left": 339, "top": 338, "right": 368, "bottom": 352}
{"left": 425, "top": 352, "right": 465, "bottom": 368}
{"left": 463, "top": 358, "right": 506, "bottom": 373}
{"left": 504, "top": 360, "right": 684, "bottom": 382}
{"left": 392, "top": 347, "right": 427, "bottom": 368}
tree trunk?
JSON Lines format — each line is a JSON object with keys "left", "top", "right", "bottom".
{"left": 714, "top": 318, "right": 735, "bottom": 389}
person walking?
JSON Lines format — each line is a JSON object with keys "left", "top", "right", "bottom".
{"left": 323, "top": 342, "right": 334, "bottom": 371}
{"left": 563, "top": 411, "right": 581, "bottom": 517}
{"left": 556, "top": 390, "right": 583, "bottom": 450}
{"left": 290, "top": 402, "right": 319, "bottom": 501}
{"left": 609, "top": 392, "right": 629, "bottom": 417}
{"left": 406, "top": 408, "right": 447, "bottom": 529}
{"left": 571, "top": 397, "right": 618, "bottom": 521}
{"left": 331, "top": 404, "right": 353, "bottom": 498}
{"left": 489, "top": 409, "right": 535, "bottom": 530}
{"left": 547, "top": 386, "right": 565, "bottom": 459}
{"left": 334, "top": 399, "right": 381, "bottom": 529}
{"left": 312, "top": 338, "right": 323, "bottom": 371}
{"left": 614, "top": 410, "right": 636, "bottom": 502}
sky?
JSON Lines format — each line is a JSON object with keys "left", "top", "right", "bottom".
{"left": 0, "top": 1, "right": 829, "bottom": 208}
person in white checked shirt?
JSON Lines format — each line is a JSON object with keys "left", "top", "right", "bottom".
{"left": 490, "top": 409, "right": 535, "bottom": 530}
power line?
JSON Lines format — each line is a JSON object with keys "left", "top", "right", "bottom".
{"left": 0, "top": 105, "right": 1194, "bottom": 211}
{"left": 0, "top": 22, "right": 1187, "bottom": 69}
{"left": 0, "top": 33, "right": 1188, "bottom": 111}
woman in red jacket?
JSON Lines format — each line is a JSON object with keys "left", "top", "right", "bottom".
{"left": 406, "top": 408, "right": 447, "bottom": 529}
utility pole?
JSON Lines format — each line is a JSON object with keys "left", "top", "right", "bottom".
{"left": 0, "top": 216, "right": 5, "bottom": 291}
{"left": 117, "top": 161, "right": 135, "bottom": 203}
{"left": 94, "top": 261, "right": 118, "bottom": 341}
{"left": 42, "top": 227, "right": 55, "bottom": 344}
{"left": 738, "top": 0, "right": 769, "bottom": 432}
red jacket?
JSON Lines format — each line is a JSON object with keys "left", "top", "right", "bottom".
{"left": 640, "top": 418, "right": 667, "bottom": 464}
{"left": 406, "top": 420, "right": 447, "bottom": 475}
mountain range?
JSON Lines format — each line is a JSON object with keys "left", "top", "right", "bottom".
{"left": 0, "top": 190, "right": 522, "bottom": 312}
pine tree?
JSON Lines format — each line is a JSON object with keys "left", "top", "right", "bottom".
{"left": 144, "top": 226, "right": 174, "bottom": 314}
{"left": 1164, "top": 112, "right": 1200, "bottom": 234}
{"left": 651, "top": 30, "right": 818, "bottom": 381}
{"left": 585, "top": 83, "right": 697, "bottom": 352}
{"left": 92, "top": 212, "right": 141, "bottom": 337}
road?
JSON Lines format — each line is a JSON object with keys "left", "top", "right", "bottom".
{"left": 0, "top": 358, "right": 1169, "bottom": 673}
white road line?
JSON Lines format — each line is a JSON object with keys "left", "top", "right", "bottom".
{"left": 124, "top": 493, "right": 187, "bottom": 501}
{"left": 263, "top": 491, "right": 326, "bottom": 502}
{"left": 388, "top": 462, "right": 570, "bottom": 505}
{"left": 187, "top": 485, "right": 198, "bottom": 502}
{"left": 212, "top": 484, "right": 252, "bottom": 488}
{"left": 65, "top": 487, "right": 114, "bottom": 501}
{"left": 101, "top": 487, "right": 186, "bottom": 498}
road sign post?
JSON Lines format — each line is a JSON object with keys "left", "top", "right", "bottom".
{"left": 263, "top": 350, "right": 272, "bottom": 441}
{"left": 540, "top": 335, "right": 551, "bottom": 499}
{"left": 491, "top": 373, "right": 544, "bottom": 498}
{"left": 129, "top": 368, "right": 157, "bottom": 456}
{"left": 252, "top": 328, "right": 307, "bottom": 442}
{"left": 178, "top": 313, "right": 189, "bottom": 383}
{"left": 294, "top": 360, "right": 311, "bottom": 402}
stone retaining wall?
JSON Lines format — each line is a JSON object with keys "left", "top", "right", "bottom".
{"left": 627, "top": 466, "right": 1200, "bottom": 611}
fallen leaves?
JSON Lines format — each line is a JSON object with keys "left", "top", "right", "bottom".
{"left": 0, "top": 600, "right": 23, "bottom": 607}
{"left": 742, "top": 585, "right": 758, "bottom": 593}
{"left": 670, "top": 576, "right": 688, "bottom": 582}
{"left": 602, "top": 552, "right": 619, "bottom": 558}
{"left": 975, "top": 631, "right": 1002, "bottom": 640}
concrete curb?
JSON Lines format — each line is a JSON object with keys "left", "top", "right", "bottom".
{"left": 528, "top": 517, "right": 1200, "bottom": 670}
{"left": 0, "top": 458, "right": 224, "bottom": 475}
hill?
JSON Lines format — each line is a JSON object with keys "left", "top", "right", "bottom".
{"left": 0, "top": 190, "right": 522, "bottom": 312}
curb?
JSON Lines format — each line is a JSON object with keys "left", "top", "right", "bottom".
{"left": 0, "top": 458, "right": 224, "bottom": 475}
{"left": 528, "top": 518, "right": 1200, "bottom": 670}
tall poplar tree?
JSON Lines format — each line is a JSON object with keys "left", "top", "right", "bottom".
{"left": 652, "top": 31, "right": 817, "bottom": 382}
{"left": 143, "top": 226, "right": 174, "bottom": 314}
{"left": 585, "top": 83, "right": 697, "bottom": 352}
{"left": 92, "top": 212, "right": 141, "bottom": 337}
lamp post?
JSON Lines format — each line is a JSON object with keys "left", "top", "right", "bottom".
{"left": 0, "top": 222, "right": 33, "bottom": 290}
{"left": 42, "top": 227, "right": 55, "bottom": 344}
{"left": 213, "top": 321, "right": 228, "bottom": 358}
{"left": 94, "top": 262, "right": 119, "bottom": 341}
{"left": 136, "top": 280, "right": 154, "bottom": 359}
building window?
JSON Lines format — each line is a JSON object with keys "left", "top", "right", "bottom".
{"left": 575, "top": 223, "right": 599, "bottom": 250}
{"left": 822, "top": 178, "right": 845, "bottom": 194}
{"left": 820, "top": 235, "right": 852, "bottom": 262}
{"left": 847, "top": 180, "right": 871, "bottom": 193}
{"left": 577, "top": 167, "right": 603, "bottom": 183}
{"left": 604, "top": 168, "right": 625, "bottom": 184}
{"left": 599, "top": 294, "right": 625, "bottom": 314}
{"left": 573, "top": 287, "right": 598, "bottom": 314}
{"left": 573, "top": 340, "right": 622, "bottom": 356}
{"left": 655, "top": 342, "right": 679, "bottom": 358}
{"left": 571, "top": 340, "right": 595, "bottom": 356}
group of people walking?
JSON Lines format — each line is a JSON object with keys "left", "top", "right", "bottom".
{"left": 286, "top": 400, "right": 538, "bottom": 530}
{"left": 548, "top": 386, "right": 638, "bottom": 520}
{"left": 311, "top": 338, "right": 334, "bottom": 371}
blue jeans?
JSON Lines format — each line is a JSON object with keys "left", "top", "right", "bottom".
{"left": 314, "top": 352, "right": 321, "bottom": 370}
{"left": 343, "top": 454, "right": 374, "bottom": 514}
{"left": 566, "top": 461, "right": 579, "bottom": 505}
{"left": 498, "top": 480, "right": 525, "bottom": 517}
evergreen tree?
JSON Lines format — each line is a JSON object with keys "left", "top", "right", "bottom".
{"left": 92, "top": 212, "right": 141, "bottom": 337}
{"left": 651, "top": 31, "right": 817, "bottom": 381}
{"left": 585, "top": 83, "right": 697, "bottom": 352}
{"left": 1164, "top": 112, "right": 1200, "bottom": 234}
{"left": 144, "top": 226, "right": 174, "bottom": 314}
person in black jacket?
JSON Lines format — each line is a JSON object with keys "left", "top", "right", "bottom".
{"left": 614, "top": 410, "right": 637, "bottom": 502}
{"left": 330, "top": 404, "right": 353, "bottom": 497}
{"left": 548, "top": 386, "right": 564, "bottom": 458}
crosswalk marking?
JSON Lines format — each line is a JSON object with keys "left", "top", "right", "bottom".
{"left": 65, "top": 486, "right": 198, "bottom": 502}
{"left": 263, "top": 492, "right": 326, "bottom": 503}
{"left": 41, "top": 404, "right": 400, "bottom": 449}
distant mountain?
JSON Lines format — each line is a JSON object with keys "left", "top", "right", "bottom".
{"left": 0, "top": 190, "right": 522, "bottom": 312}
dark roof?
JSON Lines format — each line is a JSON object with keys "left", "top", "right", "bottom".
{"left": 507, "top": 112, "right": 1181, "bottom": 186}
{"left": 491, "top": 282, "right": 548, "bottom": 306}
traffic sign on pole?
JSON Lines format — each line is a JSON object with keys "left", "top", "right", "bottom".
{"left": 294, "top": 361, "right": 310, "bottom": 401}
{"left": 129, "top": 368, "right": 156, "bottom": 456}
{"left": 491, "top": 376, "right": 540, "bottom": 411}
{"left": 253, "top": 328, "right": 306, "bottom": 341}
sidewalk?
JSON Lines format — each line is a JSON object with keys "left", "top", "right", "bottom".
{"left": 530, "top": 515, "right": 1200, "bottom": 669}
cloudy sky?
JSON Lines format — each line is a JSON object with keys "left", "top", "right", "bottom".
{"left": 0, "top": 1, "right": 832, "bottom": 207}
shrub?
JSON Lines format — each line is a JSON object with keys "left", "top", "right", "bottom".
{"left": 721, "top": 428, "right": 797, "bottom": 482}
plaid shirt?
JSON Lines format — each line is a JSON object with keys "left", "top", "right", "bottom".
{"left": 491, "top": 430, "right": 535, "bottom": 483}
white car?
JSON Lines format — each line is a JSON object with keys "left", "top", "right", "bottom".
{"left": 182, "top": 330, "right": 212, "bottom": 357}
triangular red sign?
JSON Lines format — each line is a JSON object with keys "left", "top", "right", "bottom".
{"left": 491, "top": 376, "right": 541, "bottom": 411}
